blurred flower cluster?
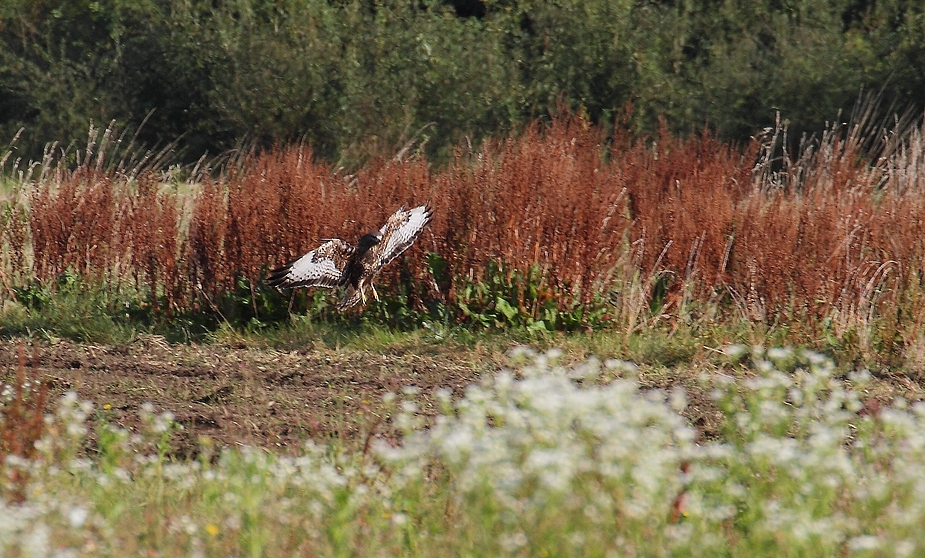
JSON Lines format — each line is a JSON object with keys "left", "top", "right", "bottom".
{"left": 4, "top": 346, "right": 925, "bottom": 555}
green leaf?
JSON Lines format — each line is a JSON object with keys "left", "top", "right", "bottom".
{"left": 494, "top": 297, "right": 518, "bottom": 321}
{"left": 427, "top": 252, "right": 450, "bottom": 286}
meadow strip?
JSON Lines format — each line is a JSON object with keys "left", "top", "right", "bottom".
{"left": 2, "top": 114, "right": 924, "bottom": 353}
{"left": 4, "top": 348, "right": 925, "bottom": 555}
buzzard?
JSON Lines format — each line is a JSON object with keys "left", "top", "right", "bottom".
{"left": 267, "top": 205, "right": 433, "bottom": 310}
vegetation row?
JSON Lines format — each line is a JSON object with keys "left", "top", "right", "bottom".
{"left": 4, "top": 347, "right": 925, "bottom": 555}
{"left": 1, "top": 111, "right": 924, "bottom": 369}
{"left": 1, "top": 0, "right": 924, "bottom": 163}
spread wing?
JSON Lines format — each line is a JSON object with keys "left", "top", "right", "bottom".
{"left": 368, "top": 205, "right": 433, "bottom": 270}
{"left": 267, "top": 239, "right": 355, "bottom": 288}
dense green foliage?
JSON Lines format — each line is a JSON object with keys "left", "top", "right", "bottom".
{"left": 1, "top": 0, "right": 923, "bottom": 163}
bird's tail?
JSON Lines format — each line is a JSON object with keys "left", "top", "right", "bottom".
{"left": 336, "top": 286, "right": 364, "bottom": 311}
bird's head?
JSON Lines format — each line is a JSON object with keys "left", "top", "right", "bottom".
{"left": 357, "top": 231, "right": 382, "bottom": 251}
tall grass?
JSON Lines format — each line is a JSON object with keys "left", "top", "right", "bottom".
{"left": 2, "top": 112, "right": 925, "bottom": 360}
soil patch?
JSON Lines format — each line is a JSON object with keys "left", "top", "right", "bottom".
{"left": 3, "top": 337, "right": 921, "bottom": 457}
{"left": 0, "top": 336, "right": 498, "bottom": 457}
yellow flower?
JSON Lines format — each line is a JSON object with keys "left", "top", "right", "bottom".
{"left": 103, "top": 403, "right": 112, "bottom": 410}
{"left": 206, "top": 524, "right": 220, "bottom": 536}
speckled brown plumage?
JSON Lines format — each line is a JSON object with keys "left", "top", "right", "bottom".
{"left": 267, "top": 205, "right": 432, "bottom": 310}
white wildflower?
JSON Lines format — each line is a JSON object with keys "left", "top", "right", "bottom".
{"left": 22, "top": 524, "right": 50, "bottom": 558}
{"left": 434, "top": 387, "right": 452, "bottom": 405}
{"left": 545, "top": 348, "right": 563, "bottom": 362}
{"left": 507, "top": 345, "right": 536, "bottom": 364}
{"left": 848, "top": 535, "right": 881, "bottom": 551}
{"left": 669, "top": 387, "right": 687, "bottom": 412}
{"left": 722, "top": 344, "right": 748, "bottom": 360}
{"left": 803, "top": 350, "right": 828, "bottom": 366}
{"left": 767, "top": 346, "right": 793, "bottom": 361}
{"left": 499, "top": 532, "right": 528, "bottom": 552}
{"left": 604, "top": 358, "right": 638, "bottom": 375}
{"left": 896, "top": 539, "right": 916, "bottom": 558}
{"left": 66, "top": 507, "right": 88, "bottom": 528}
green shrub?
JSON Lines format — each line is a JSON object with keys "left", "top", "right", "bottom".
{"left": 2, "top": 0, "right": 924, "bottom": 162}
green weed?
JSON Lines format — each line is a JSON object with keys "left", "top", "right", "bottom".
{"left": 1, "top": 272, "right": 138, "bottom": 344}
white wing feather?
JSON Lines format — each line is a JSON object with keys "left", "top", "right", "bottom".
{"left": 267, "top": 239, "right": 354, "bottom": 288}
{"left": 375, "top": 205, "right": 433, "bottom": 268}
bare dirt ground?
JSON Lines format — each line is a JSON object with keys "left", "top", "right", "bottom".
{"left": 3, "top": 336, "right": 922, "bottom": 457}
{"left": 1, "top": 336, "right": 500, "bottom": 456}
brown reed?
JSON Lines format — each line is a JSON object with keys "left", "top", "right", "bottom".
{"left": 4, "top": 112, "right": 925, "bottom": 362}
{"left": 122, "top": 174, "right": 182, "bottom": 313}
{"left": 29, "top": 168, "right": 117, "bottom": 283}
{"left": 0, "top": 346, "right": 48, "bottom": 504}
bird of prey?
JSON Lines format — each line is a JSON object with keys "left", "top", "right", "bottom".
{"left": 267, "top": 205, "right": 433, "bottom": 310}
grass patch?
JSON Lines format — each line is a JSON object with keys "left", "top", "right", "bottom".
{"left": 1, "top": 277, "right": 138, "bottom": 345}
{"left": 0, "top": 276, "right": 915, "bottom": 377}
